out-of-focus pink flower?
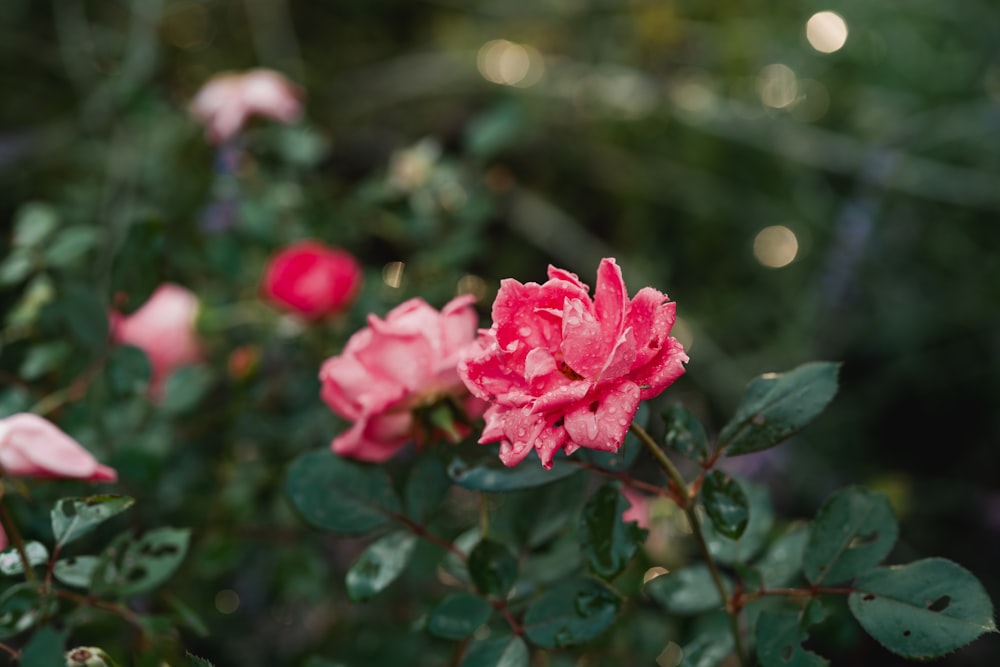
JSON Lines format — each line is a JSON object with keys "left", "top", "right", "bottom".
{"left": 320, "top": 296, "right": 485, "bottom": 462}
{"left": 459, "top": 258, "right": 688, "bottom": 468}
{"left": 0, "top": 413, "right": 117, "bottom": 483}
{"left": 189, "top": 69, "right": 302, "bottom": 143}
{"left": 0, "top": 413, "right": 117, "bottom": 550}
{"left": 621, "top": 486, "right": 651, "bottom": 530}
{"left": 112, "top": 284, "right": 203, "bottom": 397}
{"left": 261, "top": 241, "right": 362, "bottom": 320}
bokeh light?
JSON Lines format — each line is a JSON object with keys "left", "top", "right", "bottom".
{"left": 477, "top": 39, "right": 544, "bottom": 87}
{"left": 753, "top": 225, "right": 799, "bottom": 268}
{"left": 757, "top": 64, "right": 798, "bottom": 109}
{"left": 806, "top": 11, "right": 849, "bottom": 54}
{"left": 382, "top": 261, "right": 405, "bottom": 288}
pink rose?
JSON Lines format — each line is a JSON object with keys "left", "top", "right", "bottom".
{"left": 621, "top": 487, "right": 651, "bottom": 530}
{"left": 0, "top": 413, "right": 117, "bottom": 550}
{"left": 0, "top": 413, "right": 117, "bottom": 483}
{"left": 261, "top": 241, "right": 362, "bottom": 320}
{"left": 189, "top": 69, "right": 302, "bottom": 143}
{"left": 112, "top": 284, "right": 203, "bottom": 397}
{"left": 320, "top": 295, "right": 485, "bottom": 462}
{"left": 459, "top": 258, "right": 688, "bottom": 468}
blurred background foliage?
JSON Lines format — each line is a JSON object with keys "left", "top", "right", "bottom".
{"left": 0, "top": 0, "right": 998, "bottom": 664}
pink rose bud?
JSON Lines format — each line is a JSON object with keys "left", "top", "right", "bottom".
{"left": 0, "top": 413, "right": 117, "bottom": 482}
{"left": 261, "top": 241, "right": 363, "bottom": 320}
{"left": 189, "top": 68, "right": 303, "bottom": 144}
{"left": 320, "top": 295, "right": 485, "bottom": 462}
{"left": 459, "top": 258, "right": 689, "bottom": 469}
{"left": 112, "top": 284, "right": 203, "bottom": 397}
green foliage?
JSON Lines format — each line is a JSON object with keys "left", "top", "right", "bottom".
{"left": 427, "top": 593, "right": 493, "bottom": 640}
{"left": 661, "top": 404, "right": 709, "bottom": 462}
{"left": 51, "top": 495, "right": 136, "bottom": 549}
{"left": 286, "top": 450, "right": 401, "bottom": 535}
{"left": 468, "top": 539, "right": 518, "bottom": 598}
{"left": 460, "top": 635, "right": 529, "bottom": 667}
{"left": 720, "top": 363, "right": 840, "bottom": 456}
{"left": 0, "top": 542, "right": 49, "bottom": 575}
{"left": 92, "top": 527, "right": 191, "bottom": 597}
{"left": 0, "top": 583, "right": 52, "bottom": 639}
{"left": 345, "top": 531, "right": 418, "bottom": 602}
{"left": 523, "top": 578, "right": 621, "bottom": 648}
{"left": 447, "top": 446, "right": 579, "bottom": 491}
{"left": 848, "top": 559, "right": 997, "bottom": 659}
{"left": 579, "top": 483, "right": 647, "bottom": 579}
{"left": 803, "top": 487, "right": 898, "bottom": 586}
{"left": 20, "top": 626, "right": 67, "bottom": 667}
{"left": 646, "top": 566, "right": 728, "bottom": 616}
{"left": 703, "top": 480, "right": 774, "bottom": 565}
{"left": 701, "top": 471, "right": 749, "bottom": 540}
{"left": 755, "top": 611, "right": 828, "bottom": 667}
{"left": 404, "top": 455, "right": 451, "bottom": 522}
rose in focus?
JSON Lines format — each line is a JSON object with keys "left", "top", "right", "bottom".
{"left": 459, "top": 258, "right": 688, "bottom": 468}
{"left": 261, "top": 241, "right": 362, "bottom": 320}
{"left": 111, "top": 283, "right": 203, "bottom": 397}
{"left": 189, "top": 68, "right": 302, "bottom": 143}
{"left": 320, "top": 295, "right": 484, "bottom": 462}
{"left": 0, "top": 413, "right": 117, "bottom": 549}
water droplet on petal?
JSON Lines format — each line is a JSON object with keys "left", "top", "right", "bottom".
{"left": 519, "top": 326, "right": 532, "bottom": 337}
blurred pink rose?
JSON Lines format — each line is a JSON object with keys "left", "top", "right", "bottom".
{"left": 320, "top": 295, "right": 485, "bottom": 462}
{"left": 112, "top": 284, "right": 203, "bottom": 397}
{"left": 0, "top": 413, "right": 117, "bottom": 549}
{"left": 459, "top": 258, "right": 688, "bottom": 468}
{"left": 261, "top": 241, "right": 362, "bottom": 320}
{"left": 621, "top": 486, "right": 651, "bottom": 530}
{"left": 189, "top": 69, "right": 302, "bottom": 143}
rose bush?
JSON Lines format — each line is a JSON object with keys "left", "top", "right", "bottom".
{"left": 459, "top": 258, "right": 688, "bottom": 468}
{"left": 319, "top": 295, "right": 483, "bottom": 462}
{"left": 261, "top": 241, "right": 363, "bottom": 320}
{"left": 111, "top": 283, "right": 203, "bottom": 397}
{"left": 0, "top": 413, "right": 117, "bottom": 549}
{"left": 189, "top": 68, "right": 302, "bottom": 143}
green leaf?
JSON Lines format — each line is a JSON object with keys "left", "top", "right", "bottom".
{"left": 92, "top": 527, "right": 191, "bottom": 597}
{"left": 0, "top": 542, "right": 48, "bottom": 575}
{"left": 0, "top": 251, "right": 34, "bottom": 286}
{"left": 523, "top": 578, "right": 620, "bottom": 648}
{"left": 286, "top": 449, "right": 401, "bottom": 535}
{"left": 105, "top": 345, "right": 151, "bottom": 397}
{"left": 12, "top": 202, "right": 59, "bottom": 248}
{"left": 160, "top": 366, "right": 213, "bottom": 415}
{"left": 720, "top": 362, "right": 840, "bottom": 456}
{"left": 755, "top": 611, "right": 829, "bottom": 667}
{"left": 803, "top": 487, "right": 898, "bottom": 585}
{"left": 848, "top": 558, "right": 997, "bottom": 659}
{"left": 469, "top": 538, "right": 518, "bottom": 598}
{"left": 167, "top": 594, "right": 209, "bottom": 637}
{"left": 19, "top": 341, "right": 71, "bottom": 380}
{"left": 447, "top": 445, "right": 579, "bottom": 492}
{"left": 645, "top": 565, "right": 728, "bottom": 615}
{"left": 703, "top": 480, "right": 774, "bottom": 565}
{"left": 427, "top": 593, "right": 493, "bottom": 640}
{"left": 662, "top": 404, "right": 709, "bottom": 461}
{"left": 186, "top": 652, "right": 216, "bottom": 667}
{"left": 345, "top": 531, "right": 417, "bottom": 602}
{"left": 461, "top": 634, "right": 529, "bottom": 667}
{"left": 404, "top": 455, "right": 451, "bottom": 522}
{"left": 756, "top": 524, "right": 810, "bottom": 589}
{"left": 579, "top": 483, "right": 647, "bottom": 579}
{"left": 20, "top": 625, "right": 67, "bottom": 667}
{"left": 500, "top": 473, "right": 587, "bottom": 548}
{"left": 701, "top": 471, "right": 749, "bottom": 540}
{"left": 678, "top": 627, "right": 733, "bottom": 667}
{"left": 0, "top": 583, "right": 52, "bottom": 639}
{"left": 51, "top": 495, "right": 136, "bottom": 549}
{"left": 44, "top": 284, "right": 109, "bottom": 354}
{"left": 45, "top": 226, "right": 101, "bottom": 267}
